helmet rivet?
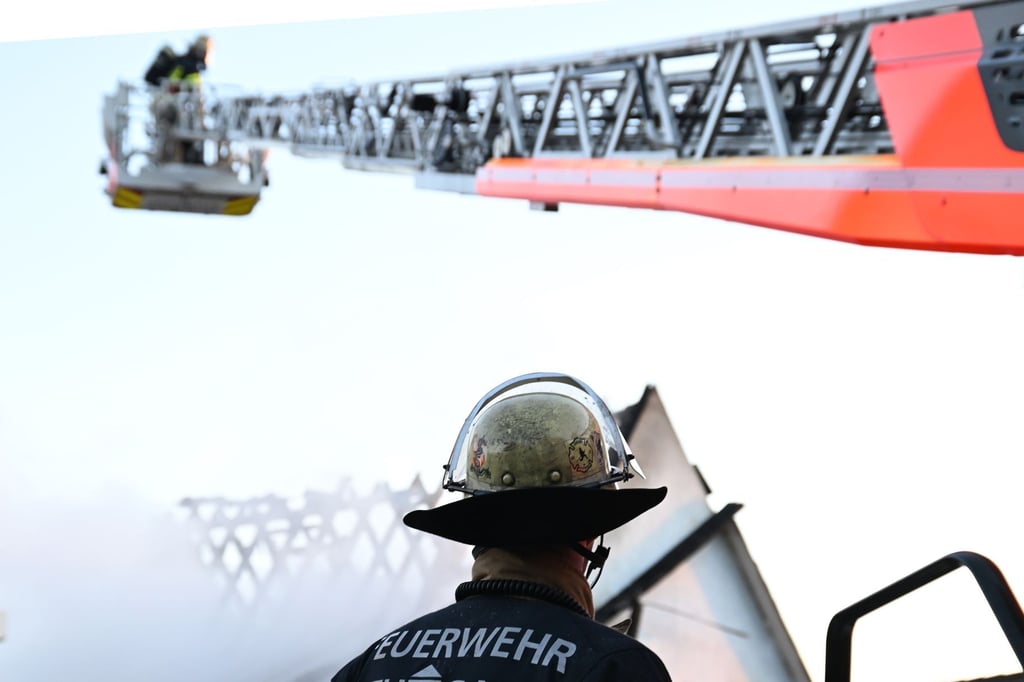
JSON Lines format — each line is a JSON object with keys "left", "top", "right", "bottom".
{"left": 548, "top": 470, "right": 562, "bottom": 483}
{"left": 501, "top": 472, "right": 515, "bottom": 486}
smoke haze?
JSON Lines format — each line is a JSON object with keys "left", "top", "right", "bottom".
{"left": 0, "top": 485, "right": 467, "bottom": 682}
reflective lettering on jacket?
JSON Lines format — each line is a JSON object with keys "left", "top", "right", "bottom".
{"left": 368, "top": 663, "right": 484, "bottom": 682}
{"left": 368, "top": 663, "right": 483, "bottom": 679}
{"left": 373, "top": 627, "right": 577, "bottom": 673}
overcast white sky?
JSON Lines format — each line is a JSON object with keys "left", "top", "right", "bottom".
{"left": 3, "top": 1, "right": 1024, "bottom": 681}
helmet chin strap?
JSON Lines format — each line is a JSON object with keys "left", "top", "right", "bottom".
{"left": 571, "top": 536, "right": 610, "bottom": 587}
{"left": 471, "top": 539, "right": 611, "bottom": 588}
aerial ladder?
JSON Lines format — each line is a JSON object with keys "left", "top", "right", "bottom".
{"left": 102, "top": 0, "right": 1024, "bottom": 254}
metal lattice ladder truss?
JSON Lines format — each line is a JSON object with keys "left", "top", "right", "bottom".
{"left": 212, "top": 3, "right": 913, "bottom": 167}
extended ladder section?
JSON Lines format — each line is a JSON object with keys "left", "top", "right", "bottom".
{"left": 121, "top": 0, "right": 1024, "bottom": 254}
{"left": 215, "top": 0, "right": 920, "bottom": 165}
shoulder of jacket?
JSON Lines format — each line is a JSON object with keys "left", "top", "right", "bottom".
{"left": 576, "top": 639, "right": 672, "bottom": 681}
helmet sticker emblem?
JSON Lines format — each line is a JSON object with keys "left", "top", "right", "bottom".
{"left": 567, "top": 436, "right": 595, "bottom": 473}
{"left": 471, "top": 437, "right": 491, "bottom": 479}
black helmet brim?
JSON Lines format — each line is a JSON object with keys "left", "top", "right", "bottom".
{"left": 403, "top": 486, "right": 667, "bottom": 546}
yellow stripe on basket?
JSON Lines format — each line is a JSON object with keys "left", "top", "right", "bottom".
{"left": 222, "top": 196, "right": 259, "bottom": 215}
{"left": 112, "top": 187, "right": 143, "bottom": 209}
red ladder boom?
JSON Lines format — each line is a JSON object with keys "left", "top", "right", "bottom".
{"left": 476, "top": 3, "right": 1024, "bottom": 255}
